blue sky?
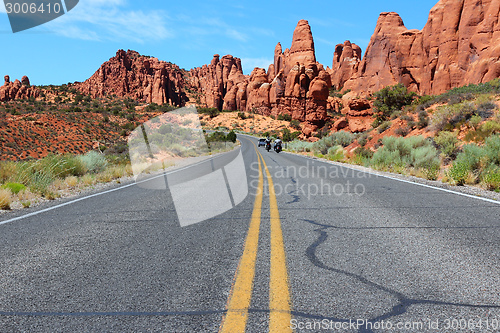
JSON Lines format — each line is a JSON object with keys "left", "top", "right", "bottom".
{"left": 1, "top": 0, "right": 438, "bottom": 86}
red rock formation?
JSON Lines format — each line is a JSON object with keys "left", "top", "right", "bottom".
{"left": 284, "top": 20, "right": 316, "bottom": 76}
{"left": 344, "top": 0, "right": 500, "bottom": 95}
{"left": 76, "top": 50, "right": 187, "bottom": 106}
{"left": 0, "top": 75, "right": 39, "bottom": 102}
{"left": 188, "top": 54, "right": 247, "bottom": 110}
{"left": 188, "top": 20, "right": 330, "bottom": 137}
{"left": 329, "top": 41, "right": 361, "bottom": 90}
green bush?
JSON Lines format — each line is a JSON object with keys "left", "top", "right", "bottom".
{"left": 312, "top": 131, "right": 354, "bottom": 154}
{"left": 327, "top": 145, "right": 344, "bottom": 161}
{"left": 484, "top": 135, "right": 500, "bottom": 165}
{"left": 417, "top": 110, "right": 429, "bottom": 129}
{"left": 198, "top": 107, "right": 219, "bottom": 118}
{"left": 448, "top": 160, "right": 470, "bottom": 186}
{"left": 354, "top": 146, "right": 374, "bottom": 159}
{"left": 481, "top": 165, "right": 500, "bottom": 190}
{"left": 378, "top": 121, "right": 392, "bottom": 133}
{"left": 373, "top": 84, "right": 417, "bottom": 122}
{"left": 454, "top": 144, "right": 486, "bottom": 171}
{"left": 281, "top": 128, "right": 299, "bottom": 142}
{"left": 430, "top": 101, "right": 476, "bottom": 131}
{"left": 290, "top": 119, "right": 301, "bottom": 130}
{"left": 287, "top": 140, "right": 313, "bottom": 153}
{"left": 226, "top": 130, "right": 237, "bottom": 143}
{"left": 371, "top": 136, "right": 440, "bottom": 177}
{"left": 434, "top": 131, "right": 459, "bottom": 159}
{"left": 78, "top": 151, "right": 108, "bottom": 174}
{"left": 1, "top": 182, "right": 26, "bottom": 194}
{"left": 277, "top": 114, "right": 292, "bottom": 121}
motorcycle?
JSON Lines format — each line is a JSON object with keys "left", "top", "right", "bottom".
{"left": 265, "top": 142, "right": 271, "bottom": 152}
{"left": 274, "top": 143, "right": 282, "bottom": 153}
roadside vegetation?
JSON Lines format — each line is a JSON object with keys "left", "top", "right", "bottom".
{"left": 287, "top": 79, "right": 500, "bottom": 193}
{"left": 0, "top": 151, "right": 132, "bottom": 210}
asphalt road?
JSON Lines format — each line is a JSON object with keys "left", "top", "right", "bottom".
{"left": 1, "top": 134, "right": 500, "bottom": 332}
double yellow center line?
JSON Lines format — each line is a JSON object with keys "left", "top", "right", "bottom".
{"left": 220, "top": 144, "right": 292, "bottom": 333}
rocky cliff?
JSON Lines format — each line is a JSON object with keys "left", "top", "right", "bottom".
{"left": 0, "top": 75, "right": 39, "bottom": 102}
{"left": 344, "top": 0, "right": 500, "bottom": 95}
{"left": 76, "top": 50, "right": 188, "bottom": 106}
{"left": 188, "top": 20, "right": 331, "bottom": 136}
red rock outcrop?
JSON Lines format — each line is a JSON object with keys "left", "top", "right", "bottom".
{"left": 188, "top": 54, "right": 247, "bottom": 110}
{"left": 188, "top": 20, "right": 330, "bottom": 136}
{"left": 76, "top": 50, "right": 187, "bottom": 106}
{"left": 328, "top": 41, "right": 362, "bottom": 90}
{"left": 344, "top": 0, "right": 500, "bottom": 95}
{"left": 0, "top": 75, "right": 39, "bottom": 102}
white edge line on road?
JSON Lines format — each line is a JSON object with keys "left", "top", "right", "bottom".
{"left": 282, "top": 152, "right": 500, "bottom": 206}
{"left": 0, "top": 148, "right": 240, "bottom": 226}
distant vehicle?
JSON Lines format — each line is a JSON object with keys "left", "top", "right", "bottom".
{"left": 258, "top": 138, "right": 266, "bottom": 147}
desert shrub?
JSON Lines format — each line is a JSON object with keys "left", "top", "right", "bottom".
{"left": 0, "top": 189, "right": 11, "bottom": 210}
{"left": 237, "top": 112, "right": 247, "bottom": 120}
{"left": 434, "top": 131, "right": 459, "bottom": 159}
{"left": 312, "top": 131, "right": 354, "bottom": 154}
{"left": 448, "top": 160, "right": 471, "bottom": 185}
{"left": 468, "top": 115, "right": 482, "bottom": 130}
{"left": 290, "top": 119, "right": 301, "bottom": 130}
{"left": 378, "top": 121, "right": 392, "bottom": 133}
{"left": 1, "top": 182, "right": 26, "bottom": 194}
{"left": 465, "top": 120, "right": 500, "bottom": 142}
{"left": 481, "top": 165, "right": 500, "bottom": 190}
{"left": 476, "top": 100, "right": 496, "bottom": 119}
{"left": 287, "top": 140, "right": 313, "bottom": 153}
{"left": 430, "top": 101, "right": 476, "bottom": 131}
{"left": 206, "top": 131, "right": 227, "bottom": 142}
{"left": 64, "top": 176, "right": 78, "bottom": 187}
{"left": 327, "top": 145, "right": 344, "bottom": 161}
{"left": 198, "top": 107, "right": 219, "bottom": 118}
{"left": 371, "top": 136, "right": 440, "bottom": 177}
{"left": 277, "top": 114, "right": 292, "bottom": 121}
{"left": 226, "top": 130, "right": 237, "bottom": 143}
{"left": 484, "top": 135, "right": 500, "bottom": 165}
{"left": 354, "top": 146, "right": 374, "bottom": 159}
{"left": 281, "top": 128, "right": 299, "bottom": 142}
{"left": 0, "top": 161, "right": 17, "bottom": 183}
{"left": 417, "top": 110, "right": 429, "bottom": 129}
{"left": 373, "top": 84, "right": 417, "bottom": 122}
{"left": 448, "top": 135, "right": 500, "bottom": 189}
{"left": 394, "top": 126, "right": 410, "bottom": 137}
{"left": 78, "top": 151, "right": 108, "bottom": 174}
{"left": 454, "top": 144, "right": 486, "bottom": 171}
{"left": 357, "top": 132, "right": 370, "bottom": 147}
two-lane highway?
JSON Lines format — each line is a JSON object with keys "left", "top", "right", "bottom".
{"left": 1, "top": 134, "right": 500, "bottom": 332}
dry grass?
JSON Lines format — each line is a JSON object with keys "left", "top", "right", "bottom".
{"left": 65, "top": 176, "right": 78, "bottom": 187}
{"left": 0, "top": 161, "right": 17, "bottom": 183}
{"left": 0, "top": 189, "right": 12, "bottom": 210}
{"left": 17, "top": 189, "right": 36, "bottom": 208}
{"left": 81, "top": 174, "right": 95, "bottom": 186}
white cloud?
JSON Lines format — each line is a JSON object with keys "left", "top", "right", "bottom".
{"left": 240, "top": 57, "right": 273, "bottom": 74}
{"left": 226, "top": 28, "right": 247, "bottom": 42}
{"left": 43, "top": 0, "right": 172, "bottom": 42}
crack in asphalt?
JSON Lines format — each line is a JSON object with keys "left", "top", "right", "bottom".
{"left": 286, "top": 177, "right": 301, "bottom": 204}
{"left": 302, "top": 219, "right": 500, "bottom": 333}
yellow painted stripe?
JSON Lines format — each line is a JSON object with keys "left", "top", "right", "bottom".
{"left": 220, "top": 147, "right": 264, "bottom": 333}
{"left": 257, "top": 150, "right": 293, "bottom": 333}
